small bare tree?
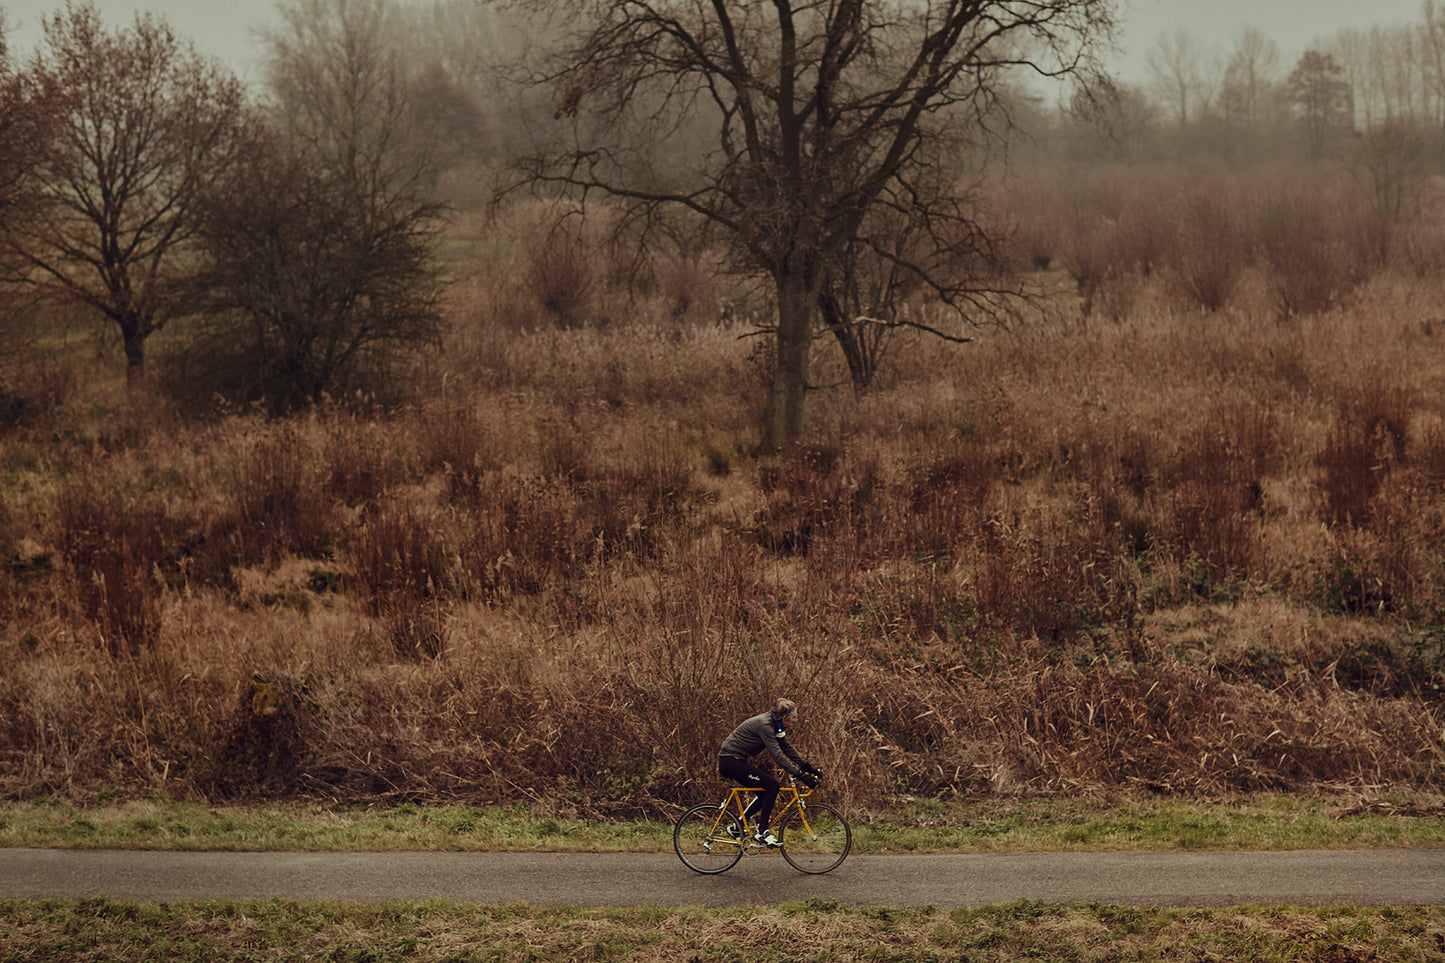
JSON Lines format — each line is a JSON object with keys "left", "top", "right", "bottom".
{"left": 0, "top": 13, "right": 48, "bottom": 358}
{"left": 503, "top": 0, "right": 1114, "bottom": 451}
{"left": 0, "top": 15, "right": 33, "bottom": 239}
{"left": 1145, "top": 28, "right": 1219, "bottom": 132}
{"left": 1, "top": 21, "right": 34, "bottom": 288}
{"left": 170, "top": 0, "right": 443, "bottom": 413}
{"left": 1355, "top": 118, "right": 1432, "bottom": 220}
{"left": 2, "top": 2, "right": 250, "bottom": 385}
{"left": 179, "top": 127, "right": 443, "bottom": 413}
{"left": 1287, "top": 49, "right": 1354, "bottom": 162}
{"left": 1219, "top": 27, "right": 1282, "bottom": 159}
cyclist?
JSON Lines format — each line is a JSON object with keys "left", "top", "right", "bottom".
{"left": 718, "top": 698, "right": 822, "bottom": 847}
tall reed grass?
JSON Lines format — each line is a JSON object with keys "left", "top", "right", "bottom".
{"left": 0, "top": 165, "right": 1442, "bottom": 817}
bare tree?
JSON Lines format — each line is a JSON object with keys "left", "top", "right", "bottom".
{"left": 410, "top": 61, "right": 492, "bottom": 186}
{"left": 1063, "top": 78, "right": 1157, "bottom": 162}
{"left": 1287, "top": 50, "right": 1353, "bottom": 161}
{"left": 0, "top": 13, "right": 49, "bottom": 353}
{"left": 1220, "top": 27, "right": 1280, "bottom": 158}
{"left": 262, "top": 0, "right": 418, "bottom": 192}
{"left": 1355, "top": 118, "right": 1432, "bottom": 220}
{"left": 2, "top": 2, "right": 249, "bottom": 385}
{"left": 397, "top": 0, "right": 512, "bottom": 89}
{"left": 1145, "top": 28, "right": 1218, "bottom": 132}
{"left": 167, "top": 0, "right": 444, "bottom": 413}
{"left": 0, "top": 14, "right": 26, "bottom": 224}
{"left": 0, "top": 15, "right": 37, "bottom": 273}
{"left": 1421, "top": 1, "right": 1445, "bottom": 144}
{"left": 178, "top": 128, "right": 444, "bottom": 413}
{"left": 504, "top": 0, "right": 1114, "bottom": 451}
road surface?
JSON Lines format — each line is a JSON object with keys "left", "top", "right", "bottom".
{"left": 2, "top": 849, "right": 1442, "bottom": 907}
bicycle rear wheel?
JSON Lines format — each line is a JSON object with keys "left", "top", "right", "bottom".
{"left": 779, "top": 803, "right": 851, "bottom": 874}
{"left": 673, "top": 803, "right": 744, "bottom": 874}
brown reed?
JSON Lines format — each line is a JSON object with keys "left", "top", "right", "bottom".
{"left": 0, "top": 166, "right": 1442, "bottom": 815}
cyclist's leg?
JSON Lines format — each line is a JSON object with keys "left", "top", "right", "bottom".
{"left": 716, "top": 759, "right": 749, "bottom": 832}
{"left": 719, "top": 756, "right": 757, "bottom": 826}
{"left": 720, "top": 756, "right": 779, "bottom": 831}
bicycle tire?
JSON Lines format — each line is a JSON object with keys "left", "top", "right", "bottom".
{"left": 673, "top": 803, "right": 744, "bottom": 874}
{"left": 778, "top": 803, "right": 851, "bottom": 874}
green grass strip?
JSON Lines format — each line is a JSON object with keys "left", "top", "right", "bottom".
{"left": 2, "top": 794, "right": 1442, "bottom": 853}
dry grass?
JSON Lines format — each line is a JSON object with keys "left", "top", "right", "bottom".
{"left": 0, "top": 166, "right": 1442, "bottom": 819}
{"left": 1, "top": 899, "right": 1441, "bottom": 963}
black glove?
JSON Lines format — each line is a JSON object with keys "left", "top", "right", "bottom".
{"left": 804, "top": 763, "right": 823, "bottom": 777}
{"left": 799, "top": 771, "right": 819, "bottom": 789}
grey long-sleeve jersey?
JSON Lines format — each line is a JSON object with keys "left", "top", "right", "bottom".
{"left": 719, "top": 711, "right": 808, "bottom": 777}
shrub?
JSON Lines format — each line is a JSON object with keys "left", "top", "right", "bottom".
{"left": 10, "top": 163, "right": 1445, "bottom": 813}
{"left": 751, "top": 444, "right": 879, "bottom": 557}
{"left": 455, "top": 474, "right": 584, "bottom": 600}
{"left": 204, "top": 672, "right": 318, "bottom": 797}
{"left": 1256, "top": 190, "right": 1376, "bottom": 318}
{"left": 228, "top": 426, "right": 335, "bottom": 564}
{"left": 178, "top": 115, "right": 444, "bottom": 415}
{"left": 1166, "top": 404, "right": 1276, "bottom": 584}
{"left": 651, "top": 248, "right": 714, "bottom": 320}
{"left": 1055, "top": 171, "right": 1174, "bottom": 320}
{"left": 323, "top": 415, "right": 411, "bottom": 509}
{"left": 1168, "top": 193, "right": 1245, "bottom": 312}
{"left": 351, "top": 503, "right": 453, "bottom": 660}
{"left": 1396, "top": 218, "right": 1445, "bottom": 277}
{"left": 902, "top": 438, "right": 1000, "bottom": 561}
{"left": 974, "top": 509, "right": 1130, "bottom": 642}
{"left": 1059, "top": 217, "right": 1128, "bottom": 318}
{"left": 55, "top": 484, "right": 166, "bottom": 656}
{"left": 576, "top": 435, "right": 694, "bottom": 562}
{"left": 527, "top": 228, "right": 598, "bottom": 328}
{"left": 1317, "top": 379, "right": 1412, "bottom": 526}
{"left": 416, "top": 404, "right": 501, "bottom": 506}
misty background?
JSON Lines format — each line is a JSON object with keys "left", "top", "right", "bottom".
{"left": 3, "top": 0, "right": 1445, "bottom": 817}
{"left": 0, "top": 0, "right": 1431, "bottom": 86}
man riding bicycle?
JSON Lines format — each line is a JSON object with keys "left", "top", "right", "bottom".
{"left": 718, "top": 698, "right": 822, "bottom": 848}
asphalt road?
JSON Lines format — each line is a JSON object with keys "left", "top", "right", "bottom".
{"left": 2, "top": 849, "right": 1442, "bottom": 907}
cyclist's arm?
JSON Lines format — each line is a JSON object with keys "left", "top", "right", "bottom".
{"left": 777, "top": 733, "right": 822, "bottom": 779}
{"left": 761, "top": 727, "right": 806, "bottom": 778}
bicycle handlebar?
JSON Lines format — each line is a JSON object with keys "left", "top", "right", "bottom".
{"left": 786, "top": 774, "right": 821, "bottom": 797}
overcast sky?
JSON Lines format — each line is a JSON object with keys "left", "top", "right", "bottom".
{"left": 1117, "top": 0, "right": 1426, "bottom": 77}
{"left": 0, "top": 0, "right": 1435, "bottom": 85}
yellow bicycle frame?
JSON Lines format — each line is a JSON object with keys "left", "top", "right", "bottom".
{"left": 707, "top": 777, "right": 821, "bottom": 847}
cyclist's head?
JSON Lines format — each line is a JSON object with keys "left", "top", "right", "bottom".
{"left": 773, "top": 698, "right": 797, "bottom": 720}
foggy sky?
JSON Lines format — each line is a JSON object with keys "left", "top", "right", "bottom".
{"left": 1116, "top": 0, "right": 1427, "bottom": 80}
{"left": 1, "top": 0, "right": 1436, "bottom": 86}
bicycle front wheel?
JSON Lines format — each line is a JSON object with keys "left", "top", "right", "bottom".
{"left": 673, "top": 803, "right": 744, "bottom": 874}
{"left": 779, "top": 803, "right": 851, "bottom": 874}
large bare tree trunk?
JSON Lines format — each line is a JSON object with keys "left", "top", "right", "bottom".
{"left": 516, "top": 1, "right": 1114, "bottom": 450}
{"left": 123, "top": 337, "right": 147, "bottom": 388}
{"left": 762, "top": 271, "right": 814, "bottom": 452}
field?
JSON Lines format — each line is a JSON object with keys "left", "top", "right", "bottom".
{"left": 1, "top": 162, "right": 1444, "bottom": 962}
{"left": 6, "top": 8, "right": 1445, "bottom": 960}
{"left": 0, "top": 165, "right": 1442, "bottom": 824}
{"left": 3, "top": 898, "right": 1443, "bottom": 963}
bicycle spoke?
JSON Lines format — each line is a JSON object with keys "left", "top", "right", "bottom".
{"left": 779, "top": 803, "right": 851, "bottom": 874}
{"left": 673, "top": 804, "right": 744, "bottom": 874}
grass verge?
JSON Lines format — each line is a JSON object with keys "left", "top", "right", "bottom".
{"left": 3, "top": 794, "right": 1443, "bottom": 853}
{"left": 0, "top": 897, "right": 1442, "bottom": 962}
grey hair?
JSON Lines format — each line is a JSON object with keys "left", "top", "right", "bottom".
{"left": 774, "top": 698, "right": 797, "bottom": 717}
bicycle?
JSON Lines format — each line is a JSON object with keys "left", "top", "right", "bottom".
{"left": 673, "top": 776, "right": 851, "bottom": 874}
